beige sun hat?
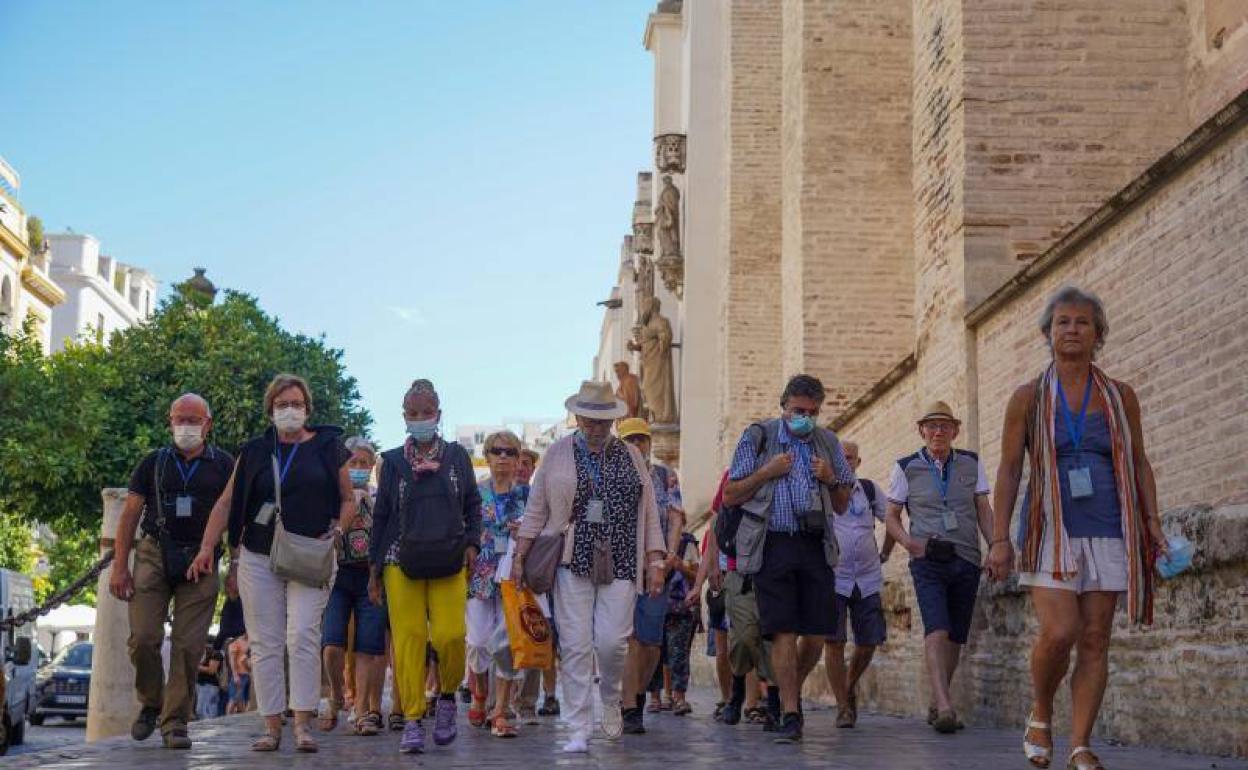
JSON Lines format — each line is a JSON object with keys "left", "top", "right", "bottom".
{"left": 917, "top": 400, "right": 962, "bottom": 425}
{"left": 565, "top": 380, "right": 629, "bottom": 420}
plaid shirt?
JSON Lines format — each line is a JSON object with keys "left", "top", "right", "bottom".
{"left": 728, "top": 421, "right": 855, "bottom": 533}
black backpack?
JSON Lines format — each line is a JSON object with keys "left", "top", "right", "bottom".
{"left": 714, "top": 423, "right": 766, "bottom": 558}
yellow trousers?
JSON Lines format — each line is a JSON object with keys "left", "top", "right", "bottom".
{"left": 383, "top": 566, "right": 467, "bottom": 719}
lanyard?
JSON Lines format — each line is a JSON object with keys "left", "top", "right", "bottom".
{"left": 174, "top": 456, "right": 200, "bottom": 488}
{"left": 1056, "top": 376, "right": 1093, "bottom": 456}
{"left": 575, "top": 434, "right": 605, "bottom": 496}
{"left": 921, "top": 448, "right": 952, "bottom": 505}
{"left": 276, "top": 442, "right": 300, "bottom": 487}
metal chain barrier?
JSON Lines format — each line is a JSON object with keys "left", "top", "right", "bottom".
{"left": 0, "top": 550, "right": 115, "bottom": 632}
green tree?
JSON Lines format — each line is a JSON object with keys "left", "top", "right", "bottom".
{"left": 0, "top": 287, "right": 371, "bottom": 601}
{"left": 26, "top": 215, "right": 45, "bottom": 253}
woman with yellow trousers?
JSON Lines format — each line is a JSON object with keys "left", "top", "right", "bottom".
{"left": 368, "top": 379, "right": 481, "bottom": 754}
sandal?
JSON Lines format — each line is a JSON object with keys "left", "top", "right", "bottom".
{"left": 1067, "top": 747, "right": 1105, "bottom": 770}
{"left": 1024, "top": 712, "right": 1053, "bottom": 768}
{"left": 646, "top": 697, "right": 662, "bottom": 714}
{"left": 490, "top": 713, "right": 518, "bottom": 738}
{"left": 468, "top": 698, "right": 489, "bottom": 728}
{"left": 294, "top": 723, "right": 319, "bottom": 753}
{"left": 745, "top": 706, "right": 767, "bottom": 724}
{"left": 250, "top": 730, "right": 282, "bottom": 752}
{"left": 660, "top": 697, "right": 674, "bottom": 712}
{"left": 388, "top": 713, "right": 405, "bottom": 732}
{"left": 672, "top": 700, "right": 692, "bottom": 716}
{"left": 318, "top": 700, "right": 342, "bottom": 732}
{"left": 355, "top": 711, "right": 382, "bottom": 736}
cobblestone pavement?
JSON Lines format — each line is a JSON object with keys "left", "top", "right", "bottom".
{"left": 8, "top": 692, "right": 1245, "bottom": 769}
{"left": 6, "top": 718, "right": 86, "bottom": 756}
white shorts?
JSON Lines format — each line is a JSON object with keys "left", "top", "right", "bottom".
{"left": 1018, "top": 536, "right": 1128, "bottom": 593}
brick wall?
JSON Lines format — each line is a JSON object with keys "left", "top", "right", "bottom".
{"left": 779, "top": 0, "right": 915, "bottom": 412}
{"left": 1186, "top": 0, "right": 1248, "bottom": 126}
{"left": 718, "top": 0, "right": 785, "bottom": 465}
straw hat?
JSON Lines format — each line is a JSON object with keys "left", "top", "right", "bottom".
{"left": 616, "top": 417, "right": 651, "bottom": 439}
{"left": 564, "top": 380, "right": 629, "bottom": 420}
{"left": 917, "top": 400, "right": 961, "bottom": 425}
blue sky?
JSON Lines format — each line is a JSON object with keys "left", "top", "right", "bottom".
{"left": 2, "top": 1, "right": 654, "bottom": 448}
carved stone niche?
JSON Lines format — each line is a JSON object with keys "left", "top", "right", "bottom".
{"left": 654, "top": 133, "right": 686, "bottom": 174}
{"left": 632, "top": 221, "right": 655, "bottom": 255}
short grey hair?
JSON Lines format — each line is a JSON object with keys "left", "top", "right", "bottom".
{"left": 344, "top": 436, "right": 376, "bottom": 458}
{"left": 170, "top": 392, "right": 212, "bottom": 418}
{"left": 1039, "top": 285, "right": 1109, "bottom": 354}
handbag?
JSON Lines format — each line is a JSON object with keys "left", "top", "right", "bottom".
{"left": 396, "top": 471, "right": 467, "bottom": 580}
{"left": 268, "top": 452, "right": 336, "bottom": 588}
{"left": 522, "top": 532, "right": 565, "bottom": 595}
{"left": 591, "top": 537, "right": 615, "bottom": 586}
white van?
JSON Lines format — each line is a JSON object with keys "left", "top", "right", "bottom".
{"left": 0, "top": 569, "right": 37, "bottom": 754}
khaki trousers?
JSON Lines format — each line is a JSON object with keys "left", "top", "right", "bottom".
{"left": 724, "top": 571, "right": 774, "bottom": 682}
{"left": 128, "top": 537, "right": 219, "bottom": 732}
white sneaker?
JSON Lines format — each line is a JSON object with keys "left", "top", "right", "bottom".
{"left": 601, "top": 704, "right": 623, "bottom": 739}
{"left": 562, "top": 734, "right": 590, "bottom": 753}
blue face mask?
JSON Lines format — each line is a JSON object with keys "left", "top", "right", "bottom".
{"left": 348, "top": 468, "right": 371, "bottom": 488}
{"left": 786, "top": 414, "right": 815, "bottom": 436}
{"left": 406, "top": 418, "right": 438, "bottom": 442}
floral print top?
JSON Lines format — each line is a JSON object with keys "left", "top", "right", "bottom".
{"left": 468, "top": 480, "right": 530, "bottom": 600}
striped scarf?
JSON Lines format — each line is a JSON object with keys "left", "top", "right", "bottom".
{"left": 1020, "top": 363, "right": 1154, "bottom": 625}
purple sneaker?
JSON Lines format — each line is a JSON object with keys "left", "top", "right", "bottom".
{"left": 432, "top": 698, "right": 458, "bottom": 746}
{"left": 399, "top": 719, "right": 425, "bottom": 754}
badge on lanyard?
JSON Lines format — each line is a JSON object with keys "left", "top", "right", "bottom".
{"left": 942, "top": 507, "right": 959, "bottom": 532}
{"left": 586, "top": 498, "right": 605, "bottom": 524}
{"left": 175, "top": 495, "right": 193, "bottom": 519}
{"left": 255, "top": 502, "right": 276, "bottom": 526}
{"left": 493, "top": 532, "right": 509, "bottom": 553}
{"left": 1058, "top": 376, "right": 1095, "bottom": 500}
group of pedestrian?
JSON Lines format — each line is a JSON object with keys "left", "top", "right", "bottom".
{"left": 104, "top": 285, "right": 1168, "bottom": 770}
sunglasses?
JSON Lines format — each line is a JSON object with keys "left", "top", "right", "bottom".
{"left": 488, "top": 447, "right": 519, "bottom": 458}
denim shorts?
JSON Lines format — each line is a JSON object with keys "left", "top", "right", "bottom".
{"left": 908, "top": 556, "right": 981, "bottom": 644}
{"left": 634, "top": 593, "right": 668, "bottom": 646}
{"left": 322, "top": 564, "right": 387, "bottom": 655}
{"left": 828, "top": 586, "right": 887, "bottom": 646}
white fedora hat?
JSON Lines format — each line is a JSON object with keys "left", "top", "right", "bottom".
{"left": 564, "top": 380, "right": 628, "bottom": 420}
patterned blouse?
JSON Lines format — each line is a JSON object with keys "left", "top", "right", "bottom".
{"left": 570, "top": 437, "right": 643, "bottom": 582}
{"left": 468, "top": 481, "right": 530, "bottom": 600}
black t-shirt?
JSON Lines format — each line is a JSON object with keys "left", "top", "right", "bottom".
{"left": 197, "top": 650, "right": 223, "bottom": 686}
{"left": 215, "top": 596, "right": 246, "bottom": 651}
{"left": 229, "top": 427, "right": 350, "bottom": 556}
{"left": 128, "top": 446, "right": 236, "bottom": 545}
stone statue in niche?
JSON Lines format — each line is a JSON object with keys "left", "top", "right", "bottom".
{"left": 654, "top": 134, "right": 686, "bottom": 174}
{"left": 635, "top": 252, "right": 655, "bottom": 305}
{"left": 613, "top": 361, "right": 642, "bottom": 419}
{"left": 656, "top": 175, "right": 681, "bottom": 260}
{"left": 628, "top": 296, "right": 677, "bottom": 425}
{"left": 633, "top": 220, "right": 654, "bottom": 255}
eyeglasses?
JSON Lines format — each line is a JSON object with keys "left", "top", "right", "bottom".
{"left": 274, "top": 400, "right": 306, "bottom": 410}
{"left": 488, "top": 447, "right": 519, "bottom": 458}
{"left": 922, "top": 421, "right": 956, "bottom": 433}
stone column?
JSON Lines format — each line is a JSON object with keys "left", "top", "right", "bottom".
{"left": 86, "top": 488, "right": 139, "bottom": 742}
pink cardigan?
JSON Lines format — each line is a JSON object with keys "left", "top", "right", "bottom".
{"left": 517, "top": 434, "right": 665, "bottom": 595}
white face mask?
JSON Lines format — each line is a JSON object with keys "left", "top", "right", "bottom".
{"left": 273, "top": 407, "right": 307, "bottom": 433}
{"left": 172, "top": 425, "right": 204, "bottom": 451}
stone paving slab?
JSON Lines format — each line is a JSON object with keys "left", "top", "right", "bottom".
{"left": 9, "top": 692, "right": 1246, "bottom": 770}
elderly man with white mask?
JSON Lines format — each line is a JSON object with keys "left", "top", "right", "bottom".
{"left": 512, "top": 381, "right": 666, "bottom": 754}
{"left": 109, "top": 393, "right": 235, "bottom": 750}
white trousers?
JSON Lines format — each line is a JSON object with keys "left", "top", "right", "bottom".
{"left": 553, "top": 568, "right": 635, "bottom": 738}
{"left": 237, "top": 546, "right": 333, "bottom": 716}
{"left": 465, "top": 594, "right": 523, "bottom": 680}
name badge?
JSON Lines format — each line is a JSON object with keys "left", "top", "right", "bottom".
{"left": 586, "top": 498, "right": 605, "bottom": 524}
{"left": 1068, "top": 467, "right": 1094, "bottom": 499}
{"left": 175, "top": 496, "right": 193, "bottom": 519}
{"left": 809, "top": 488, "right": 823, "bottom": 512}
{"left": 493, "top": 533, "right": 509, "bottom": 553}
{"left": 941, "top": 507, "right": 959, "bottom": 532}
{"left": 256, "top": 502, "right": 276, "bottom": 526}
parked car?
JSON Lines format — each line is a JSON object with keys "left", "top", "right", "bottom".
{"left": 0, "top": 569, "right": 37, "bottom": 754}
{"left": 32, "top": 641, "right": 93, "bottom": 726}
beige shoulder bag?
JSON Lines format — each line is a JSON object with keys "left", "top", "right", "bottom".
{"left": 268, "top": 451, "right": 335, "bottom": 588}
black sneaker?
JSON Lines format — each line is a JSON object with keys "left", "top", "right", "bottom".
{"left": 132, "top": 706, "right": 159, "bottom": 741}
{"left": 621, "top": 707, "right": 646, "bottom": 735}
{"left": 773, "top": 713, "right": 802, "bottom": 744}
{"left": 721, "top": 699, "right": 743, "bottom": 725}
{"left": 537, "top": 696, "right": 560, "bottom": 716}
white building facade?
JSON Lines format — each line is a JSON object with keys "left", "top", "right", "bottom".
{"left": 0, "top": 155, "right": 66, "bottom": 349}
{"left": 47, "top": 233, "right": 157, "bottom": 350}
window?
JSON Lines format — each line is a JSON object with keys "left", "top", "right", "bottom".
{"left": 96, "top": 313, "right": 106, "bottom": 344}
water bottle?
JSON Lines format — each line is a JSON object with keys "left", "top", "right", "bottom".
{"left": 1156, "top": 534, "right": 1194, "bottom": 579}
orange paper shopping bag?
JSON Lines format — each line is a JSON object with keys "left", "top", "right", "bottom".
{"left": 499, "top": 579, "right": 554, "bottom": 670}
